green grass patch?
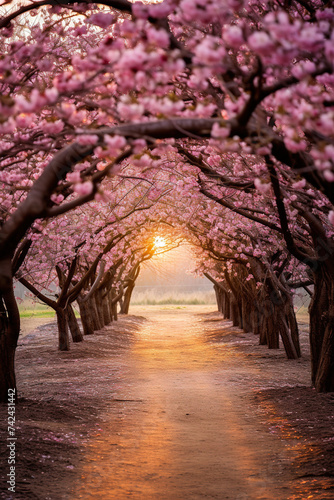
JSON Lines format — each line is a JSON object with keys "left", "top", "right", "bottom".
{"left": 19, "top": 300, "right": 55, "bottom": 318}
{"left": 132, "top": 290, "right": 216, "bottom": 306}
{"left": 20, "top": 309, "right": 55, "bottom": 318}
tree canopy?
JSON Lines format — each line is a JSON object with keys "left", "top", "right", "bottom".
{"left": 0, "top": 0, "right": 333, "bottom": 398}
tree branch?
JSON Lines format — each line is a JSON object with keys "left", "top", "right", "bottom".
{"left": 82, "top": 260, "right": 106, "bottom": 302}
{"left": 18, "top": 276, "right": 57, "bottom": 309}
{"left": 199, "top": 184, "right": 283, "bottom": 233}
{"left": 266, "top": 157, "right": 317, "bottom": 265}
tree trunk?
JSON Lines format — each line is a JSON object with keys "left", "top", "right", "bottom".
{"left": 111, "top": 302, "right": 117, "bottom": 321}
{"left": 230, "top": 298, "right": 240, "bottom": 327}
{"left": 222, "top": 291, "right": 230, "bottom": 319}
{"left": 103, "top": 297, "right": 112, "bottom": 325}
{"left": 95, "top": 292, "right": 105, "bottom": 328}
{"left": 66, "top": 304, "right": 83, "bottom": 343}
{"left": 285, "top": 298, "right": 301, "bottom": 358}
{"left": 89, "top": 296, "right": 103, "bottom": 331}
{"left": 0, "top": 287, "right": 20, "bottom": 402}
{"left": 267, "top": 308, "right": 280, "bottom": 349}
{"left": 107, "top": 292, "right": 114, "bottom": 322}
{"left": 77, "top": 297, "right": 94, "bottom": 335}
{"left": 241, "top": 296, "right": 252, "bottom": 333}
{"left": 121, "top": 282, "right": 135, "bottom": 315}
{"left": 259, "top": 315, "right": 268, "bottom": 345}
{"left": 309, "top": 263, "right": 334, "bottom": 392}
{"left": 214, "top": 284, "right": 223, "bottom": 313}
{"left": 252, "top": 305, "right": 260, "bottom": 335}
{"left": 56, "top": 308, "right": 70, "bottom": 351}
{"left": 276, "top": 308, "right": 298, "bottom": 359}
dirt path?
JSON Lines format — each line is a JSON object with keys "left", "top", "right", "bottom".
{"left": 20, "top": 316, "right": 56, "bottom": 338}
{"left": 1, "top": 306, "right": 334, "bottom": 500}
{"left": 73, "top": 308, "right": 295, "bottom": 500}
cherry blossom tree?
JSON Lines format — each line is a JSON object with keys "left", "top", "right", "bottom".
{"left": 0, "top": 0, "right": 333, "bottom": 400}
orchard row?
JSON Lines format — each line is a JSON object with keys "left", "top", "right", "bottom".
{"left": 0, "top": 0, "right": 333, "bottom": 400}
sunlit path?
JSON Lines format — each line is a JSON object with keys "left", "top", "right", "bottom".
{"left": 71, "top": 308, "right": 296, "bottom": 500}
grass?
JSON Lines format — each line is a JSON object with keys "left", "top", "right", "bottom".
{"left": 18, "top": 300, "right": 55, "bottom": 318}
{"left": 17, "top": 294, "right": 309, "bottom": 322}
{"left": 20, "top": 309, "right": 55, "bottom": 318}
{"left": 131, "top": 290, "right": 216, "bottom": 306}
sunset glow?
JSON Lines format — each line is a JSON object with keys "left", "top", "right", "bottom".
{"left": 153, "top": 236, "right": 167, "bottom": 249}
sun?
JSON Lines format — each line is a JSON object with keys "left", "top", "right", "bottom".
{"left": 153, "top": 236, "right": 167, "bottom": 249}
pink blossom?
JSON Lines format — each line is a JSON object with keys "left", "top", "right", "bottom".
{"left": 292, "top": 60, "right": 316, "bottom": 79}
{"left": 117, "top": 101, "right": 144, "bottom": 121}
{"left": 16, "top": 89, "right": 47, "bottom": 113}
{"left": 73, "top": 181, "right": 94, "bottom": 196}
{"left": 74, "top": 26, "right": 87, "bottom": 36}
{"left": 298, "top": 26, "right": 324, "bottom": 52}
{"left": 104, "top": 134, "right": 127, "bottom": 156}
{"left": 132, "top": 154, "right": 152, "bottom": 168}
{"left": 256, "top": 145, "right": 272, "bottom": 155}
{"left": 195, "top": 103, "right": 216, "bottom": 118}
{"left": 248, "top": 31, "right": 275, "bottom": 56}
{"left": 223, "top": 26, "right": 244, "bottom": 48}
{"left": 147, "top": 28, "right": 170, "bottom": 49}
{"left": 117, "top": 46, "right": 147, "bottom": 72}
{"left": 37, "top": 59, "right": 52, "bottom": 71}
{"left": 86, "top": 13, "right": 115, "bottom": 29}
{"left": 132, "top": 2, "right": 149, "bottom": 19}
{"left": 194, "top": 37, "right": 225, "bottom": 66}
{"left": 292, "top": 179, "right": 306, "bottom": 189}
{"left": 16, "top": 113, "right": 34, "bottom": 128}
{"left": 323, "top": 170, "right": 334, "bottom": 182}
{"left": 316, "top": 8, "right": 334, "bottom": 20}
{"left": 329, "top": 211, "right": 334, "bottom": 226}
{"left": 66, "top": 172, "right": 81, "bottom": 183}
{"left": 50, "top": 194, "right": 64, "bottom": 204}
{"left": 76, "top": 134, "right": 99, "bottom": 146}
{"left": 284, "top": 137, "right": 307, "bottom": 153}
{"left": 45, "top": 87, "right": 59, "bottom": 104}
{"left": 40, "top": 119, "right": 64, "bottom": 135}
{"left": 60, "top": 102, "right": 76, "bottom": 118}
{"left": 132, "top": 139, "right": 147, "bottom": 154}
{"left": 68, "top": 110, "right": 86, "bottom": 126}
{"left": 254, "top": 178, "right": 271, "bottom": 194}
{"left": 211, "top": 122, "right": 230, "bottom": 139}
{"left": 188, "top": 69, "right": 210, "bottom": 90}
{"left": 148, "top": 2, "right": 174, "bottom": 18}
{"left": 105, "top": 134, "right": 126, "bottom": 149}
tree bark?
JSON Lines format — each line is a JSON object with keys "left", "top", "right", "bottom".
{"left": 56, "top": 308, "right": 69, "bottom": 351}
{"left": 259, "top": 315, "right": 268, "bottom": 345}
{"left": 267, "top": 310, "right": 280, "bottom": 349}
{"left": 89, "top": 296, "right": 103, "bottom": 331}
{"left": 214, "top": 284, "right": 222, "bottom": 313}
{"left": 102, "top": 290, "right": 112, "bottom": 325}
{"left": 230, "top": 298, "right": 240, "bottom": 327}
{"left": 285, "top": 298, "right": 301, "bottom": 357}
{"left": 121, "top": 282, "right": 135, "bottom": 315}
{"left": 241, "top": 296, "right": 252, "bottom": 333}
{"left": 77, "top": 297, "right": 94, "bottom": 335}
{"left": 66, "top": 304, "right": 83, "bottom": 343}
{"left": 276, "top": 308, "right": 298, "bottom": 359}
{"left": 309, "top": 263, "right": 334, "bottom": 392}
{"left": 0, "top": 286, "right": 20, "bottom": 402}
{"left": 94, "top": 292, "right": 105, "bottom": 328}
{"left": 223, "top": 291, "right": 231, "bottom": 319}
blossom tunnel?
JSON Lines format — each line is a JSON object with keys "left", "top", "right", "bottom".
{"left": 0, "top": 0, "right": 333, "bottom": 404}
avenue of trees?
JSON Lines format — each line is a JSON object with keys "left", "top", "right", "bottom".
{"left": 0, "top": 0, "right": 333, "bottom": 400}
